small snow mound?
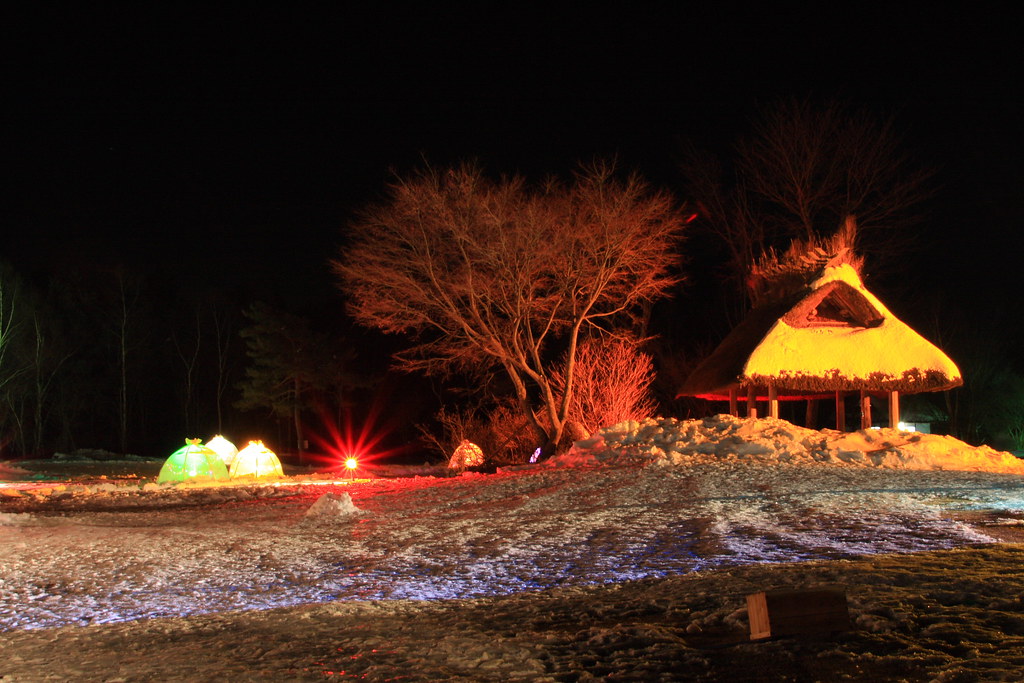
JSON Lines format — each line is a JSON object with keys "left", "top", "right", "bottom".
{"left": 1, "top": 462, "right": 32, "bottom": 480}
{"left": 304, "top": 492, "right": 363, "bottom": 519}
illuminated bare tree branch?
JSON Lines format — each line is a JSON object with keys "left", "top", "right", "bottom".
{"left": 335, "top": 160, "right": 686, "bottom": 452}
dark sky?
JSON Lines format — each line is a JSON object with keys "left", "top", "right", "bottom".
{"left": 6, "top": 6, "right": 1023, "bottom": 330}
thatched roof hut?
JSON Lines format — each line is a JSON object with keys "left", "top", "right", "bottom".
{"left": 678, "top": 226, "right": 961, "bottom": 429}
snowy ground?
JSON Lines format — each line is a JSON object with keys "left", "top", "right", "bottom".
{"left": 3, "top": 415, "right": 1024, "bottom": 681}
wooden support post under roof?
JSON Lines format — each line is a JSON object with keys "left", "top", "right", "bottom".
{"left": 889, "top": 390, "right": 900, "bottom": 429}
{"left": 747, "top": 385, "right": 758, "bottom": 419}
{"left": 860, "top": 390, "right": 872, "bottom": 430}
{"left": 768, "top": 384, "right": 779, "bottom": 419}
{"left": 835, "top": 391, "right": 846, "bottom": 431}
{"left": 806, "top": 398, "right": 818, "bottom": 429}
{"left": 729, "top": 387, "right": 738, "bottom": 417}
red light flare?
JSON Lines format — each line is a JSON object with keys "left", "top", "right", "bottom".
{"left": 303, "top": 392, "right": 417, "bottom": 472}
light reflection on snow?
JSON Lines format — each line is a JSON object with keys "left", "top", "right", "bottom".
{"left": 2, "top": 464, "right": 1023, "bottom": 631}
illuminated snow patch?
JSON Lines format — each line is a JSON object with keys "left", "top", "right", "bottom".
{"left": 3, "top": 463, "right": 1022, "bottom": 632}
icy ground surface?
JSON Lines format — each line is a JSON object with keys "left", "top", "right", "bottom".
{"left": 4, "top": 416, "right": 1024, "bottom": 633}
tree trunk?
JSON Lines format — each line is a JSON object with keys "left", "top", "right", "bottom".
{"left": 294, "top": 377, "right": 304, "bottom": 465}
{"left": 117, "top": 278, "right": 130, "bottom": 455}
{"left": 504, "top": 361, "right": 552, "bottom": 454}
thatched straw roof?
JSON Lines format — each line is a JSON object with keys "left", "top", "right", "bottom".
{"left": 679, "top": 232, "right": 962, "bottom": 400}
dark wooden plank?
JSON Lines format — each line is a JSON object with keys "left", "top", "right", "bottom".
{"left": 747, "top": 587, "right": 851, "bottom": 640}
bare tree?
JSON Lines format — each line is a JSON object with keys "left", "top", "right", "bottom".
{"left": 0, "top": 264, "right": 24, "bottom": 400}
{"left": 417, "top": 401, "right": 536, "bottom": 466}
{"left": 681, "top": 98, "right": 933, "bottom": 305}
{"left": 26, "top": 309, "right": 73, "bottom": 455}
{"left": 335, "top": 161, "right": 686, "bottom": 453}
{"left": 170, "top": 309, "right": 203, "bottom": 435}
{"left": 171, "top": 296, "right": 241, "bottom": 436}
{"left": 0, "top": 264, "right": 27, "bottom": 455}
{"left": 210, "top": 305, "right": 236, "bottom": 434}
{"left": 113, "top": 271, "right": 142, "bottom": 455}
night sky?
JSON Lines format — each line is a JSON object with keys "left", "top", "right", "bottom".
{"left": 7, "top": 5, "right": 1023, "bottom": 343}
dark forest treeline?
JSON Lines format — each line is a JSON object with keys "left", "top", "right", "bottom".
{"left": 0, "top": 259, "right": 368, "bottom": 459}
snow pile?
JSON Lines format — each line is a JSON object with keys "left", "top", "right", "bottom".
{"left": 0, "top": 462, "right": 30, "bottom": 478}
{"left": 559, "top": 414, "right": 1024, "bottom": 474}
{"left": 52, "top": 448, "right": 146, "bottom": 461}
{"left": 303, "top": 492, "right": 364, "bottom": 519}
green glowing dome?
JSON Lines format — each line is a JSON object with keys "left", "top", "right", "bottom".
{"left": 157, "top": 438, "right": 230, "bottom": 483}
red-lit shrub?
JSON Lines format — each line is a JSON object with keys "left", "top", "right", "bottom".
{"left": 550, "top": 337, "right": 657, "bottom": 437}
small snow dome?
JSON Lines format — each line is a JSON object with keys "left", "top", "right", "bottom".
{"left": 448, "top": 440, "right": 485, "bottom": 470}
{"left": 206, "top": 435, "right": 238, "bottom": 466}
{"left": 230, "top": 440, "right": 284, "bottom": 479}
{"left": 157, "top": 438, "right": 230, "bottom": 483}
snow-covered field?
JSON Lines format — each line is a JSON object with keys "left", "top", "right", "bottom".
{"left": 3, "top": 415, "right": 1024, "bottom": 681}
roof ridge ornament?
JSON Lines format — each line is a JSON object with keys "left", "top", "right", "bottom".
{"left": 748, "top": 217, "right": 863, "bottom": 307}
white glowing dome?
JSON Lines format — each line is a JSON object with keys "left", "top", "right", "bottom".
{"left": 206, "top": 435, "right": 239, "bottom": 466}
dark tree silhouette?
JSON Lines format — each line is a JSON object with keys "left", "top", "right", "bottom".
{"left": 681, "top": 98, "right": 933, "bottom": 306}
{"left": 235, "top": 302, "right": 356, "bottom": 458}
